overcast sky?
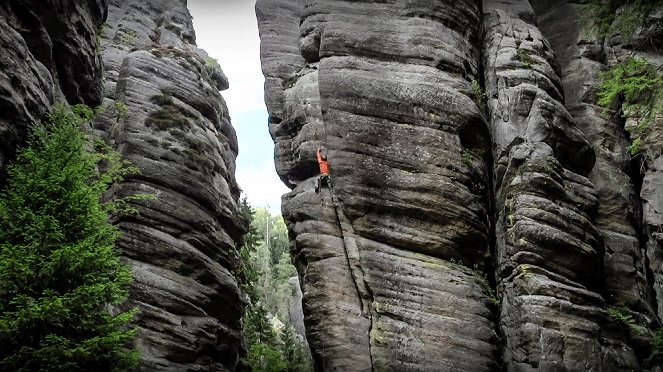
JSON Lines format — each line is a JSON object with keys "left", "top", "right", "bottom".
{"left": 188, "top": 0, "right": 289, "bottom": 213}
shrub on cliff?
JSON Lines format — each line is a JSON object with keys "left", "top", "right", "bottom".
{"left": 583, "top": 0, "right": 663, "bottom": 39}
{"left": 0, "top": 106, "right": 139, "bottom": 371}
{"left": 597, "top": 56, "right": 663, "bottom": 154}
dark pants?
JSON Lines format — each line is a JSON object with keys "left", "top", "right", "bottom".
{"left": 315, "top": 174, "right": 330, "bottom": 193}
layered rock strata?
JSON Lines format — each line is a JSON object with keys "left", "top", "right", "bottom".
{"left": 0, "top": 0, "right": 106, "bottom": 176}
{"left": 97, "top": 0, "right": 246, "bottom": 370}
{"left": 533, "top": 0, "right": 659, "bottom": 354}
{"left": 259, "top": 0, "right": 662, "bottom": 370}
{"left": 483, "top": 0, "right": 640, "bottom": 369}
{"left": 259, "top": 0, "right": 499, "bottom": 370}
{"left": 599, "top": 7, "right": 663, "bottom": 327}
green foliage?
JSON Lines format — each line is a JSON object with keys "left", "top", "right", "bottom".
{"left": 145, "top": 93, "right": 194, "bottom": 131}
{"left": 239, "top": 202, "right": 313, "bottom": 372}
{"left": 117, "top": 28, "right": 137, "bottom": 45}
{"left": 205, "top": 57, "right": 220, "bottom": 69}
{"left": 513, "top": 48, "right": 535, "bottom": 68}
{"left": 0, "top": 106, "right": 139, "bottom": 371}
{"left": 581, "top": 0, "right": 663, "bottom": 39}
{"left": 113, "top": 101, "right": 129, "bottom": 120}
{"left": 514, "top": 264, "right": 529, "bottom": 280}
{"left": 472, "top": 269, "right": 500, "bottom": 307}
{"left": 597, "top": 57, "right": 662, "bottom": 113}
{"left": 597, "top": 57, "right": 663, "bottom": 155}
{"left": 245, "top": 343, "right": 287, "bottom": 372}
{"left": 627, "top": 137, "right": 643, "bottom": 156}
{"left": 236, "top": 198, "right": 262, "bottom": 299}
{"left": 244, "top": 300, "right": 280, "bottom": 350}
{"left": 461, "top": 148, "right": 485, "bottom": 167}
{"left": 470, "top": 79, "right": 487, "bottom": 112}
{"left": 650, "top": 329, "right": 663, "bottom": 364}
{"left": 73, "top": 101, "right": 128, "bottom": 125}
{"left": 95, "top": 22, "right": 107, "bottom": 54}
{"left": 607, "top": 305, "right": 646, "bottom": 335}
{"left": 281, "top": 326, "right": 313, "bottom": 372}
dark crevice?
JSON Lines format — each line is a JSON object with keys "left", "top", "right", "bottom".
{"left": 623, "top": 123, "right": 658, "bottom": 323}
{"left": 477, "top": 0, "right": 505, "bottom": 369}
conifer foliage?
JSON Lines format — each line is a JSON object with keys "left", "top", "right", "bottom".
{"left": 0, "top": 107, "right": 139, "bottom": 371}
{"left": 237, "top": 200, "right": 313, "bottom": 372}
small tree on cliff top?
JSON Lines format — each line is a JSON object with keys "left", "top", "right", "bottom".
{"left": 0, "top": 106, "right": 139, "bottom": 371}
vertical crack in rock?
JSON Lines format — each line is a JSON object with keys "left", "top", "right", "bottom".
{"left": 327, "top": 187, "right": 376, "bottom": 371}
{"left": 96, "top": 0, "right": 246, "bottom": 370}
{"left": 260, "top": 0, "right": 500, "bottom": 370}
{"left": 483, "top": 0, "right": 641, "bottom": 369}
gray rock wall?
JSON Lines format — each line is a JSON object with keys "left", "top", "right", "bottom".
{"left": 258, "top": 0, "right": 662, "bottom": 371}
{"left": 0, "top": 0, "right": 106, "bottom": 177}
{"left": 483, "top": 0, "right": 640, "bottom": 369}
{"left": 259, "top": 0, "right": 499, "bottom": 370}
{"left": 595, "top": 5, "right": 663, "bottom": 329}
{"left": 533, "top": 0, "right": 659, "bottom": 356}
{"left": 97, "top": 0, "right": 246, "bottom": 370}
{"left": 0, "top": 0, "right": 249, "bottom": 370}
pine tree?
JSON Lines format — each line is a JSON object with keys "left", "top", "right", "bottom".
{"left": 0, "top": 107, "right": 139, "bottom": 371}
{"left": 281, "top": 326, "right": 313, "bottom": 372}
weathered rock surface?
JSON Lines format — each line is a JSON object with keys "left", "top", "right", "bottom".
{"left": 534, "top": 1, "right": 660, "bottom": 360}
{"left": 259, "top": 0, "right": 661, "bottom": 371}
{"left": 97, "top": 1, "right": 246, "bottom": 370}
{"left": 483, "top": 1, "right": 643, "bottom": 369}
{"left": 260, "top": 0, "right": 499, "bottom": 370}
{"left": 599, "top": 9, "right": 663, "bottom": 329}
{"left": 0, "top": 0, "right": 106, "bottom": 177}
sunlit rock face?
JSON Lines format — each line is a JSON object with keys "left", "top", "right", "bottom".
{"left": 97, "top": 0, "right": 247, "bottom": 370}
{"left": 0, "top": 0, "right": 106, "bottom": 177}
{"left": 258, "top": 0, "right": 658, "bottom": 370}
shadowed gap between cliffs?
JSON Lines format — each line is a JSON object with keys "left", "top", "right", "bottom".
{"left": 467, "top": 1, "right": 503, "bottom": 366}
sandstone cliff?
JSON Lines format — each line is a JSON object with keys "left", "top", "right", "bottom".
{"left": 97, "top": 0, "right": 246, "bottom": 370}
{"left": 0, "top": 0, "right": 248, "bottom": 370}
{"left": 257, "top": 0, "right": 662, "bottom": 370}
{"left": 0, "top": 0, "right": 106, "bottom": 177}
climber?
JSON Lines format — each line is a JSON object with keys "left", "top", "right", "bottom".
{"left": 314, "top": 147, "right": 330, "bottom": 193}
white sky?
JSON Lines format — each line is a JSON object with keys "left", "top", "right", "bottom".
{"left": 188, "top": 0, "right": 290, "bottom": 213}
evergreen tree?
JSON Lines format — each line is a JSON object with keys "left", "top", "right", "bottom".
{"left": 239, "top": 202, "right": 287, "bottom": 371}
{"left": 281, "top": 326, "right": 313, "bottom": 372}
{"left": 238, "top": 202, "right": 313, "bottom": 372}
{"left": 0, "top": 107, "right": 139, "bottom": 371}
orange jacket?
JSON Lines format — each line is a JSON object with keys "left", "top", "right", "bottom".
{"left": 317, "top": 149, "right": 330, "bottom": 175}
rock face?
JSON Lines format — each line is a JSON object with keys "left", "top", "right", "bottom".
{"left": 1, "top": 0, "right": 248, "bottom": 370}
{"left": 483, "top": 1, "right": 642, "bottom": 369}
{"left": 97, "top": 0, "right": 246, "bottom": 370}
{"left": 258, "top": 0, "right": 499, "bottom": 370}
{"left": 258, "top": 0, "right": 661, "bottom": 370}
{"left": 0, "top": 0, "right": 106, "bottom": 177}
